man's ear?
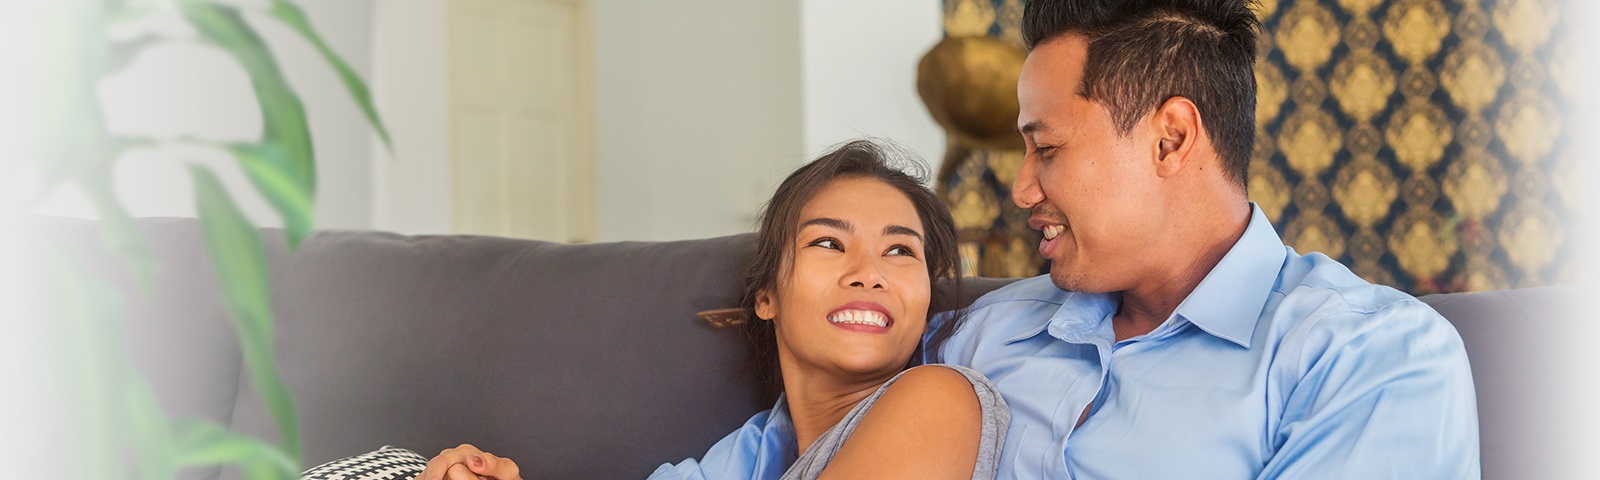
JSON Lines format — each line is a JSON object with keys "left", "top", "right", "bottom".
{"left": 1152, "top": 96, "right": 1202, "bottom": 178}
{"left": 754, "top": 288, "right": 777, "bottom": 321}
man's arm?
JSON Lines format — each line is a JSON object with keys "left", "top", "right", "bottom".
{"left": 1260, "top": 301, "right": 1480, "bottom": 479}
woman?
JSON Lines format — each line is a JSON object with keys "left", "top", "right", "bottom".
{"left": 419, "top": 140, "right": 1008, "bottom": 480}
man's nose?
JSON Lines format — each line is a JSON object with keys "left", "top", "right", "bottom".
{"left": 1013, "top": 156, "right": 1044, "bottom": 209}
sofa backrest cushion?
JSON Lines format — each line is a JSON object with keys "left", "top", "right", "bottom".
{"left": 51, "top": 215, "right": 1573, "bottom": 479}
{"left": 45, "top": 216, "right": 775, "bottom": 479}
{"left": 236, "top": 226, "right": 775, "bottom": 479}
{"left": 1417, "top": 287, "right": 1578, "bottom": 479}
{"left": 33, "top": 217, "right": 245, "bottom": 479}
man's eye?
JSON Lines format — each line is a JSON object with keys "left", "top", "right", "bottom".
{"left": 1033, "top": 145, "right": 1056, "bottom": 157}
{"left": 810, "top": 238, "right": 842, "bottom": 250}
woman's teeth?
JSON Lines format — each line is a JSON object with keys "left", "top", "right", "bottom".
{"left": 828, "top": 309, "right": 888, "bottom": 328}
{"left": 1043, "top": 224, "right": 1066, "bottom": 240}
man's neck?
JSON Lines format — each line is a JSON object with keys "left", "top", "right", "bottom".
{"left": 1113, "top": 198, "right": 1251, "bottom": 342}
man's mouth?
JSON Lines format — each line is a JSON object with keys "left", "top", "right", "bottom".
{"left": 1028, "top": 208, "right": 1070, "bottom": 240}
{"left": 1042, "top": 224, "right": 1066, "bottom": 240}
{"left": 1029, "top": 208, "right": 1070, "bottom": 258}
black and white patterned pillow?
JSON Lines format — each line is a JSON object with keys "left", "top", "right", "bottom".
{"left": 301, "top": 446, "right": 428, "bottom": 480}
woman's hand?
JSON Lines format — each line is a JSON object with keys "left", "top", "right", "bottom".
{"left": 416, "top": 444, "right": 523, "bottom": 480}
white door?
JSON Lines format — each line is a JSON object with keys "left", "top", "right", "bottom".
{"left": 448, "top": 0, "right": 595, "bottom": 242}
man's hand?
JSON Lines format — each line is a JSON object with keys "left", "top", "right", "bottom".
{"left": 416, "top": 444, "right": 523, "bottom": 480}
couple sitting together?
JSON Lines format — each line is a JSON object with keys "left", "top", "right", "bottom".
{"left": 417, "top": 0, "right": 1479, "bottom": 478}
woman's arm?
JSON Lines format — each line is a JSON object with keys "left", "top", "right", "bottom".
{"left": 418, "top": 444, "right": 522, "bottom": 480}
{"left": 818, "top": 365, "right": 987, "bottom": 480}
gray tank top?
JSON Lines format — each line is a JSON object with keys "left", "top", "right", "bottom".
{"left": 779, "top": 364, "right": 1010, "bottom": 480}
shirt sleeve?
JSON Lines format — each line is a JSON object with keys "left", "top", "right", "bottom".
{"left": 918, "top": 309, "right": 958, "bottom": 365}
{"left": 648, "top": 458, "right": 709, "bottom": 480}
{"left": 1259, "top": 300, "right": 1481, "bottom": 479}
{"left": 646, "top": 408, "right": 791, "bottom": 480}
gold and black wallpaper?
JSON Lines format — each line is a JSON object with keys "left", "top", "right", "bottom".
{"left": 931, "top": 0, "right": 1583, "bottom": 294}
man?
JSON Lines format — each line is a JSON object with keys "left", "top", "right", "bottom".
{"left": 929, "top": 0, "right": 1480, "bottom": 478}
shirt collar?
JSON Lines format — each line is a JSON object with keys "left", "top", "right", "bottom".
{"left": 763, "top": 394, "right": 799, "bottom": 469}
{"left": 768, "top": 394, "right": 796, "bottom": 434}
{"left": 1170, "top": 203, "right": 1287, "bottom": 348}
{"left": 1006, "top": 290, "right": 1118, "bottom": 345}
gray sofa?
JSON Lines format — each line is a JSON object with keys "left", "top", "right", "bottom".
{"left": 49, "top": 216, "right": 1572, "bottom": 478}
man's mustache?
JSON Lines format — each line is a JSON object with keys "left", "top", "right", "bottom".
{"left": 1030, "top": 206, "right": 1067, "bottom": 223}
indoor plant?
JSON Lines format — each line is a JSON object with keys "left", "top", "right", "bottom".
{"left": 20, "top": 1, "right": 389, "bottom": 478}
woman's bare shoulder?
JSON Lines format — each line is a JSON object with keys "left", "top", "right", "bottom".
{"left": 883, "top": 364, "right": 986, "bottom": 408}
{"left": 818, "top": 365, "right": 984, "bottom": 479}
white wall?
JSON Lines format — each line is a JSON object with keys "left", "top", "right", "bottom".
{"left": 23, "top": 1, "right": 379, "bottom": 231}
{"left": 284, "top": 1, "right": 379, "bottom": 230}
{"left": 590, "top": 0, "right": 805, "bottom": 241}
{"left": 372, "top": 0, "right": 946, "bottom": 242}
{"left": 1553, "top": 2, "right": 1600, "bottom": 477}
{"left": 15, "top": 1, "right": 947, "bottom": 241}
{"left": 800, "top": 0, "right": 944, "bottom": 171}
{"left": 371, "top": 0, "right": 452, "bottom": 235}
{"left": 588, "top": 0, "right": 943, "bottom": 241}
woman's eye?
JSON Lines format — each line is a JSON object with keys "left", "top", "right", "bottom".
{"left": 809, "top": 238, "right": 842, "bottom": 251}
{"left": 886, "top": 245, "right": 917, "bottom": 257}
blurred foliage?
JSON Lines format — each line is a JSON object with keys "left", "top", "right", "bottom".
{"left": 28, "top": 0, "right": 389, "bottom": 478}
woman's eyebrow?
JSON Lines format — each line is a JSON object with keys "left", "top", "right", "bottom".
{"left": 800, "top": 218, "right": 922, "bottom": 243}
{"left": 884, "top": 225, "right": 924, "bottom": 243}
{"left": 799, "top": 217, "right": 852, "bottom": 232}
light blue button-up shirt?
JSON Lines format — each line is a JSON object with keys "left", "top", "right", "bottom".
{"left": 930, "top": 205, "right": 1479, "bottom": 479}
{"left": 649, "top": 395, "right": 797, "bottom": 480}
{"left": 651, "top": 205, "right": 1479, "bottom": 479}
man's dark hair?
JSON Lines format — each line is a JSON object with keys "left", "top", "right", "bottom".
{"left": 1023, "top": 0, "right": 1260, "bottom": 189}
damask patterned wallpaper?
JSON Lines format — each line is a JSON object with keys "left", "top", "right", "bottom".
{"left": 933, "top": 0, "right": 1582, "bottom": 293}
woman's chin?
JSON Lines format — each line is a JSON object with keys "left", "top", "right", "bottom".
{"left": 828, "top": 354, "right": 912, "bottom": 378}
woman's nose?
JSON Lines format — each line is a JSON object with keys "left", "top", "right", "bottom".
{"left": 842, "top": 253, "right": 886, "bottom": 290}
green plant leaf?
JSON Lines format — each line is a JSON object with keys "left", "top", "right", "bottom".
{"left": 109, "top": 2, "right": 165, "bottom": 27}
{"left": 266, "top": 0, "right": 392, "bottom": 150}
{"left": 47, "top": 249, "right": 134, "bottom": 480}
{"left": 178, "top": 0, "right": 316, "bottom": 248}
{"left": 227, "top": 142, "right": 314, "bottom": 249}
{"left": 126, "top": 378, "right": 178, "bottom": 480}
{"left": 82, "top": 173, "right": 160, "bottom": 299}
{"left": 172, "top": 418, "right": 300, "bottom": 480}
{"left": 106, "top": 34, "right": 164, "bottom": 77}
{"left": 17, "top": 0, "right": 158, "bottom": 285}
{"left": 190, "top": 165, "right": 303, "bottom": 467}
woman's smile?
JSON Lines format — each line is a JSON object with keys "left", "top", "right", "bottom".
{"left": 826, "top": 301, "right": 894, "bottom": 333}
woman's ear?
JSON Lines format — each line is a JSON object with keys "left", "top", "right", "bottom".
{"left": 754, "top": 288, "right": 777, "bottom": 321}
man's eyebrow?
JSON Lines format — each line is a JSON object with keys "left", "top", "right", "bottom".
{"left": 884, "top": 224, "right": 925, "bottom": 243}
{"left": 1019, "top": 120, "right": 1047, "bottom": 135}
{"left": 799, "top": 217, "right": 852, "bottom": 233}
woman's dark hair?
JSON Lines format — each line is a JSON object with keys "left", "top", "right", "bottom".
{"left": 740, "top": 139, "right": 966, "bottom": 399}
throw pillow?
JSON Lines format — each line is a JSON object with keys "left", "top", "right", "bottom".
{"left": 301, "top": 446, "right": 428, "bottom": 480}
